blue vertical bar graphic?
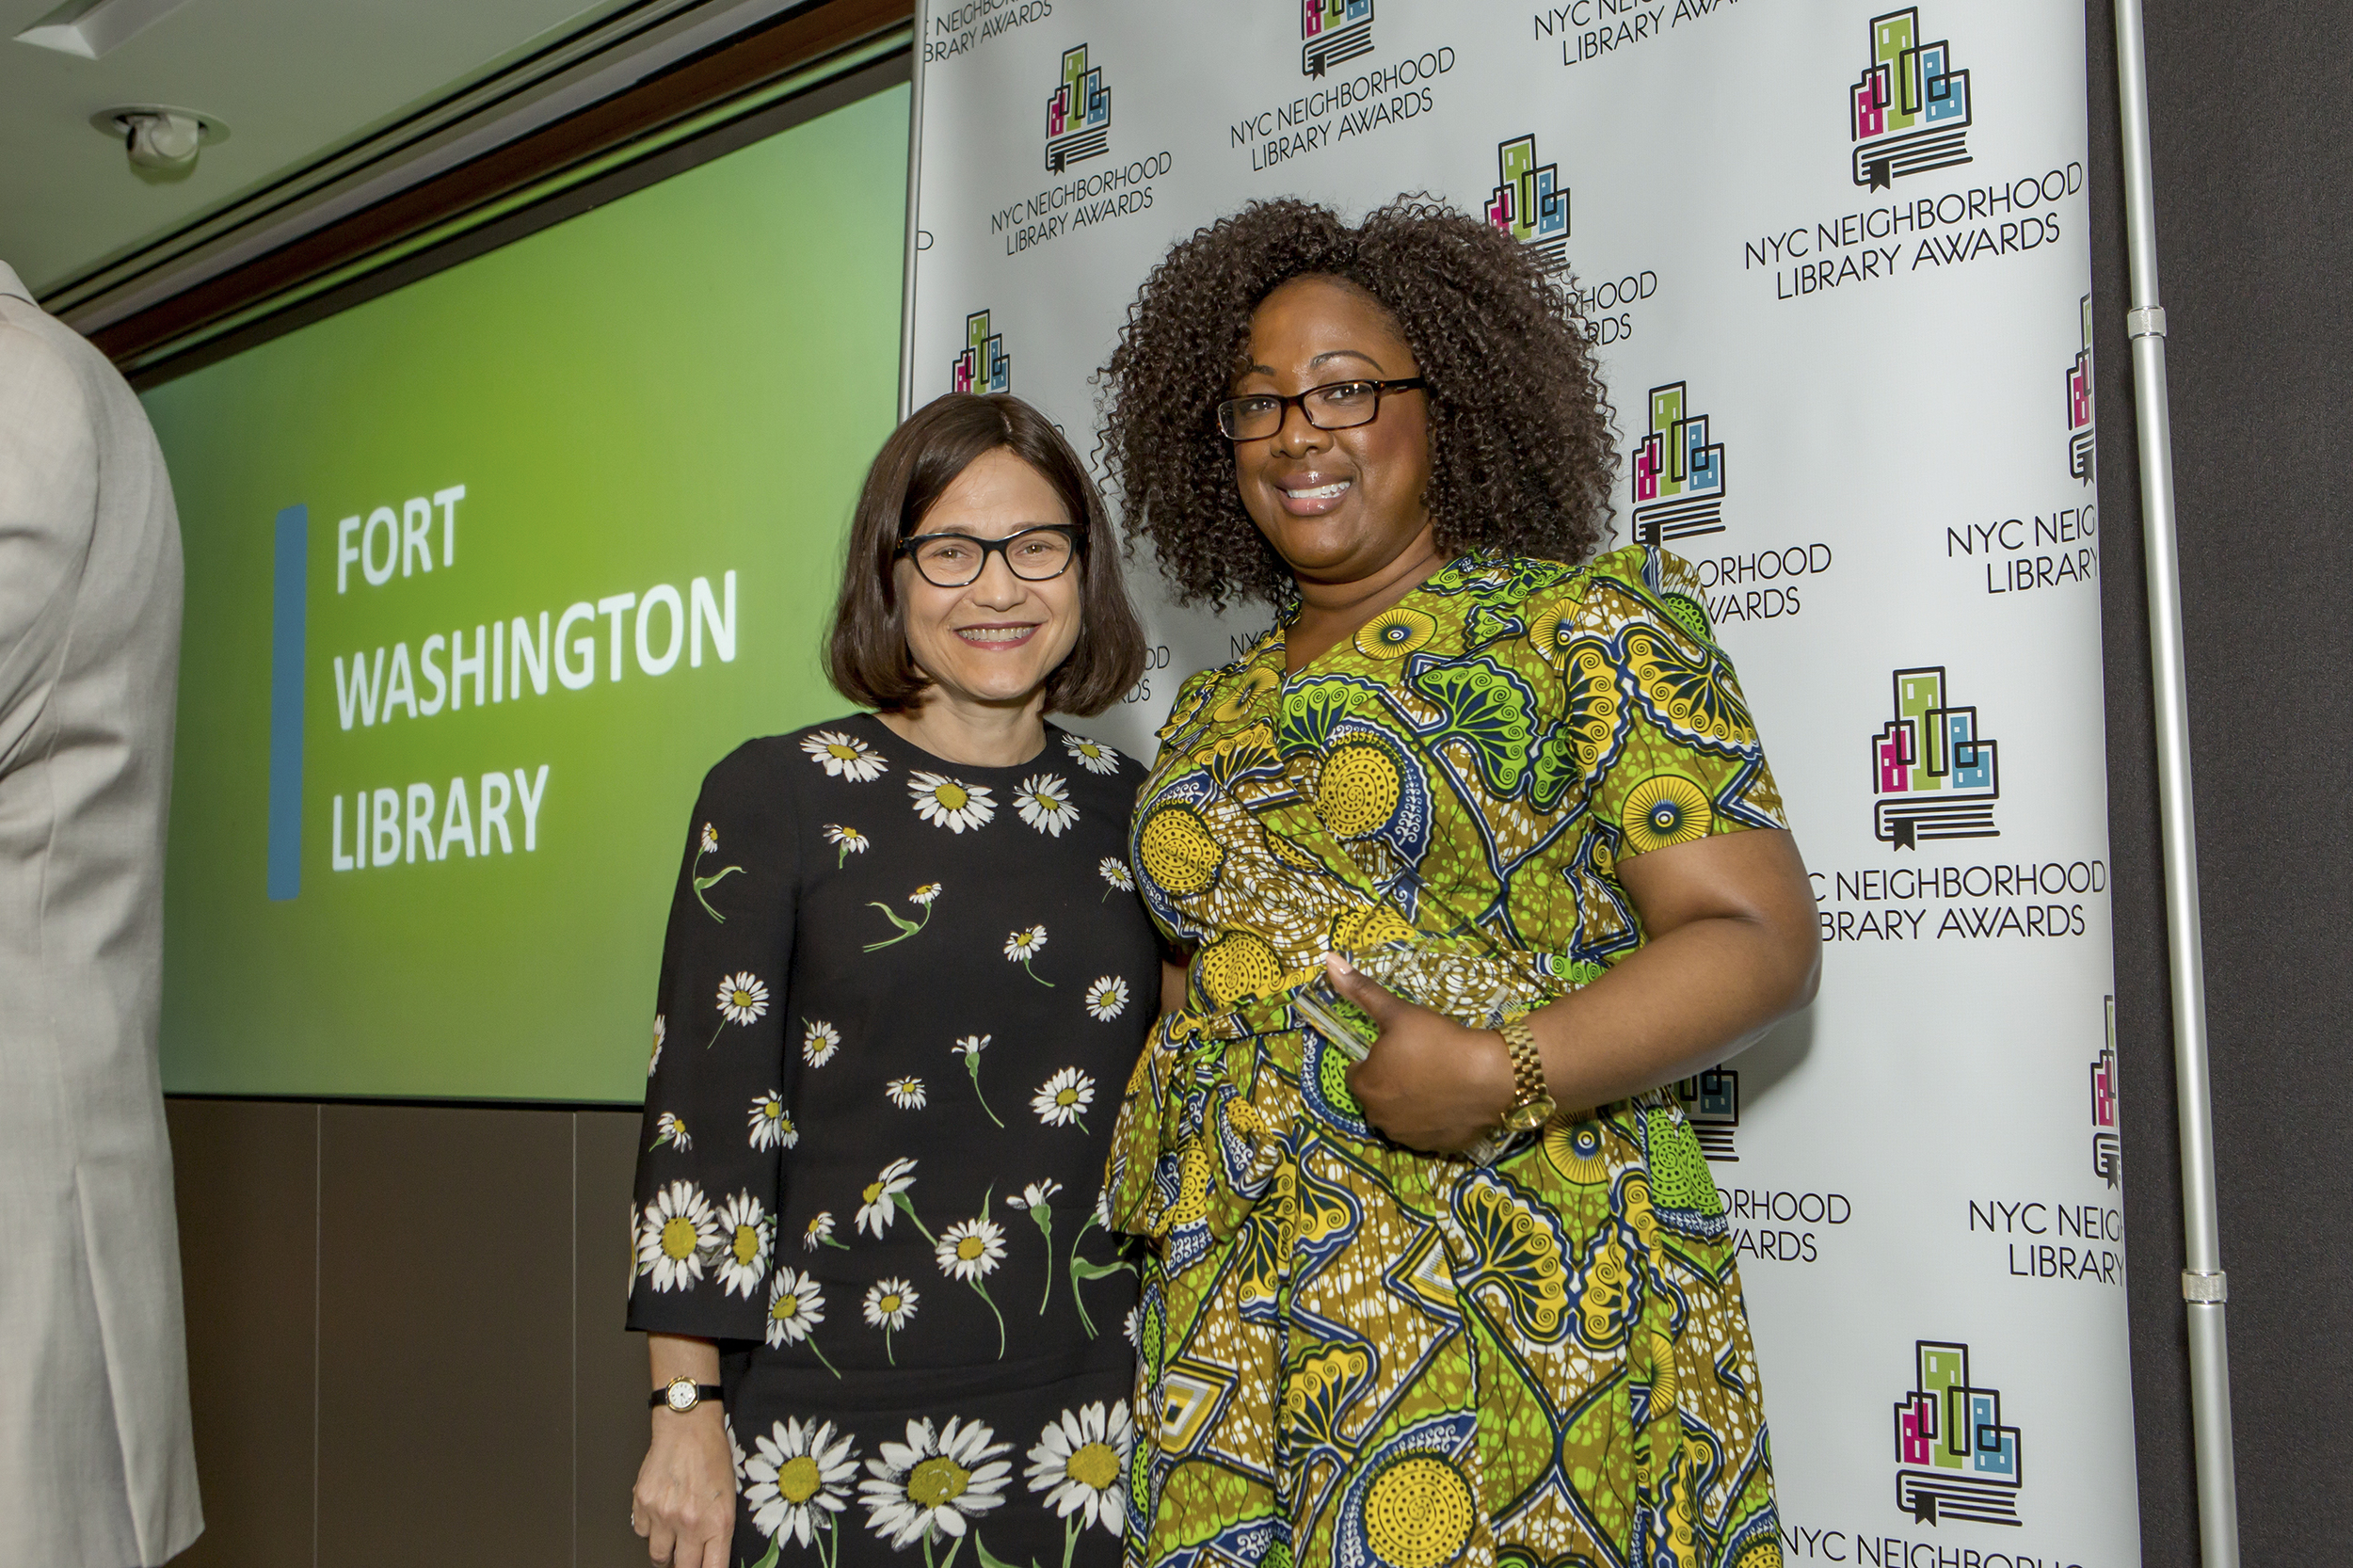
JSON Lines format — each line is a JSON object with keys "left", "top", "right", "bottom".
{"left": 266, "top": 504, "right": 307, "bottom": 901}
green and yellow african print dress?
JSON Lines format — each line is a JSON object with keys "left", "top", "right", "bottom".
{"left": 1107, "top": 545, "right": 1786, "bottom": 1568}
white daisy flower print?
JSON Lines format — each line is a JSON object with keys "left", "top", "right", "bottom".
{"left": 746, "top": 1416, "right": 858, "bottom": 1548}
{"left": 763, "top": 1265, "right": 824, "bottom": 1348}
{"left": 886, "top": 1076, "right": 927, "bottom": 1111}
{"left": 1063, "top": 732, "right": 1121, "bottom": 775}
{"left": 648, "top": 1014, "right": 665, "bottom": 1077}
{"left": 1122, "top": 1305, "right": 1140, "bottom": 1350}
{"left": 858, "top": 1416, "right": 1011, "bottom": 1548}
{"left": 635, "top": 1180, "right": 718, "bottom": 1293}
{"left": 856, "top": 1158, "right": 918, "bottom": 1238}
{"left": 935, "top": 1216, "right": 1007, "bottom": 1283}
{"left": 804, "top": 1210, "right": 844, "bottom": 1251}
{"left": 748, "top": 1091, "right": 795, "bottom": 1150}
{"left": 803, "top": 728, "right": 888, "bottom": 781}
{"left": 1004, "top": 1178, "right": 1062, "bottom": 1211}
{"left": 717, "top": 972, "right": 769, "bottom": 1027}
{"left": 863, "top": 1277, "right": 920, "bottom": 1330}
{"left": 1007, "top": 1180, "right": 1063, "bottom": 1314}
{"left": 951, "top": 1034, "right": 1004, "bottom": 1128}
{"left": 1097, "top": 856, "right": 1134, "bottom": 895}
{"left": 648, "top": 1111, "right": 692, "bottom": 1152}
{"left": 824, "top": 823, "right": 869, "bottom": 867}
{"left": 863, "top": 887, "right": 939, "bottom": 952}
{"left": 714, "top": 1190, "right": 773, "bottom": 1300}
{"left": 908, "top": 771, "right": 996, "bottom": 832}
{"left": 861, "top": 1278, "right": 919, "bottom": 1363}
{"left": 803, "top": 1018, "right": 841, "bottom": 1066}
{"left": 1013, "top": 773, "right": 1080, "bottom": 836}
{"left": 1004, "top": 924, "right": 1053, "bottom": 986}
{"left": 1024, "top": 1400, "right": 1132, "bottom": 1535}
{"left": 1032, "top": 1067, "right": 1096, "bottom": 1129}
{"left": 692, "top": 829, "right": 743, "bottom": 922}
{"left": 1083, "top": 976, "right": 1128, "bottom": 1021}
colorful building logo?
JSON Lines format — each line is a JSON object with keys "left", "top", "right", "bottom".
{"left": 1673, "top": 1066, "right": 1738, "bottom": 1161}
{"left": 1850, "top": 8, "right": 1974, "bottom": 190}
{"left": 1484, "top": 134, "right": 1570, "bottom": 274}
{"left": 1870, "top": 666, "right": 2000, "bottom": 849}
{"left": 952, "top": 310, "right": 1010, "bottom": 394}
{"left": 1630, "top": 381, "right": 1725, "bottom": 545}
{"left": 1301, "top": 0, "right": 1375, "bottom": 77}
{"left": 2091, "top": 995, "right": 2121, "bottom": 1189}
{"left": 2067, "top": 294, "right": 2095, "bottom": 484}
{"left": 1893, "top": 1340, "right": 2024, "bottom": 1526}
{"left": 1045, "top": 44, "right": 1111, "bottom": 173}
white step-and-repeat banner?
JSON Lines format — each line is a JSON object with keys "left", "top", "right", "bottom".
{"left": 903, "top": 3, "right": 2137, "bottom": 1563}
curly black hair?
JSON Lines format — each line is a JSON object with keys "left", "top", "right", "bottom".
{"left": 1097, "top": 196, "right": 1619, "bottom": 610}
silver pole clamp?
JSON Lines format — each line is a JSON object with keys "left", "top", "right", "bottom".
{"left": 2127, "top": 305, "right": 2169, "bottom": 340}
{"left": 2182, "top": 1269, "right": 2228, "bottom": 1304}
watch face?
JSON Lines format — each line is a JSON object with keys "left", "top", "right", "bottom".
{"left": 1504, "top": 1096, "right": 1557, "bottom": 1133}
{"left": 665, "top": 1379, "right": 699, "bottom": 1413}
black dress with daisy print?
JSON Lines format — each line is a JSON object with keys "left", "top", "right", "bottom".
{"left": 628, "top": 714, "right": 1157, "bottom": 1568}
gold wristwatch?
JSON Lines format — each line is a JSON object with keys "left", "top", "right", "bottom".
{"left": 1497, "top": 1014, "right": 1557, "bottom": 1133}
{"left": 650, "top": 1376, "right": 722, "bottom": 1413}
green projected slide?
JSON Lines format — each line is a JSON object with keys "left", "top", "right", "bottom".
{"left": 143, "top": 86, "right": 908, "bottom": 1102}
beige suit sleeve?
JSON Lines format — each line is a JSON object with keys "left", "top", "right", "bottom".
{"left": 0, "top": 316, "right": 98, "bottom": 772}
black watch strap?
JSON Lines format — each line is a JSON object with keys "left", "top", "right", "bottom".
{"left": 649, "top": 1380, "right": 724, "bottom": 1411}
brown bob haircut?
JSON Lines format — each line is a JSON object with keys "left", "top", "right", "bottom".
{"left": 824, "top": 392, "right": 1146, "bottom": 716}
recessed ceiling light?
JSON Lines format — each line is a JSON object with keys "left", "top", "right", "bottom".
{"left": 15, "top": 0, "right": 198, "bottom": 59}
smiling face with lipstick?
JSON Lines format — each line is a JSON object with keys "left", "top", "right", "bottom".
{"left": 824, "top": 392, "right": 1144, "bottom": 769}
{"left": 893, "top": 447, "right": 1086, "bottom": 719}
{"left": 1224, "top": 273, "right": 1440, "bottom": 673}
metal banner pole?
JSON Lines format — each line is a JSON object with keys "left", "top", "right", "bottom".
{"left": 2109, "top": 4, "right": 2240, "bottom": 1562}
{"left": 896, "top": 0, "right": 928, "bottom": 422}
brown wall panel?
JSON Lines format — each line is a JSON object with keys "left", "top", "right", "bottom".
{"left": 577, "top": 1111, "right": 654, "bottom": 1568}
{"left": 316, "top": 1106, "right": 575, "bottom": 1568}
{"left": 167, "top": 1099, "right": 319, "bottom": 1568}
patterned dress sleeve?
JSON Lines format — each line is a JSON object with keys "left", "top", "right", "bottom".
{"left": 1577, "top": 549, "right": 1788, "bottom": 859}
{"left": 627, "top": 740, "right": 800, "bottom": 1340}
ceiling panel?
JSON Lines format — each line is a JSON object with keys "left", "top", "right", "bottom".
{"left": 0, "top": 0, "right": 632, "bottom": 294}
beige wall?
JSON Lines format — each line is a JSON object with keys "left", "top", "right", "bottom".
{"left": 167, "top": 1100, "right": 648, "bottom": 1568}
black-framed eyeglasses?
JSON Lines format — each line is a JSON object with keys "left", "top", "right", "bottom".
{"left": 1216, "top": 377, "right": 1427, "bottom": 441}
{"left": 895, "top": 523, "right": 1081, "bottom": 588}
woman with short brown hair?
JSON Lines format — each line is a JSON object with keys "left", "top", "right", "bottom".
{"left": 627, "top": 393, "right": 1159, "bottom": 1568}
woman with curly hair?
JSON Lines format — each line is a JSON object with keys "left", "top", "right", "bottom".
{"left": 1096, "top": 198, "right": 1818, "bottom": 1568}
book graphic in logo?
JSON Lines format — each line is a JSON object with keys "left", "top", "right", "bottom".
{"left": 1044, "top": 44, "right": 1111, "bottom": 172}
{"left": 2091, "top": 995, "right": 2121, "bottom": 1189}
{"left": 1871, "top": 666, "right": 1999, "bottom": 849}
{"left": 1630, "top": 381, "right": 1725, "bottom": 546}
{"left": 1850, "top": 8, "right": 1974, "bottom": 190}
{"left": 952, "top": 310, "right": 1010, "bottom": 394}
{"left": 1893, "top": 1341, "right": 2024, "bottom": 1526}
{"left": 1673, "top": 1066, "right": 1738, "bottom": 1161}
{"left": 1483, "top": 134, "right": 1570, "bottom": 274}
{"left": 2067, "top": 294, "right": 2095, "bottom": 484}
{"left": 1301, "top": 0, "right": 1375, "bottom": 77}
